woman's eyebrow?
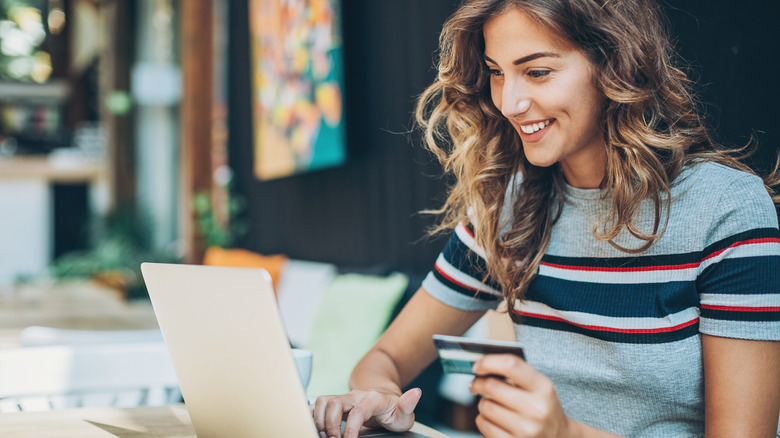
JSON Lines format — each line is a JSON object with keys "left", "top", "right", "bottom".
{"left": 483, "top": 52, "right": 561, "bottom": 66}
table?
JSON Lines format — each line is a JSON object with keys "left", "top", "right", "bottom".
{"left": 0, "top": 404, "right": 451, "bottom": 437}
{"left": 0, "top": 280, "right": 159, "bottom": 349}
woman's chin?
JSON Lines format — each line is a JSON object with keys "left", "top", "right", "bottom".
{"left": 525, "top": 155, "right": 559, "bottom": 168}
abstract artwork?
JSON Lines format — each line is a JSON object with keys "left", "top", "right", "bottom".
{"left": 249, "top": 0, "right": 346, "bottom": 180}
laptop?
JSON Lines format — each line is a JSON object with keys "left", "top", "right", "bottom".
{"left": 140, "top": 263, "right": 429, "bottom": 438}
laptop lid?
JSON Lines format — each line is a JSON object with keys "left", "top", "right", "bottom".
{"left": 141, "top": 263, "right": 424, "bottom": 438}
{"left": 141, "top": 262, "right": 318, "bottom": 438}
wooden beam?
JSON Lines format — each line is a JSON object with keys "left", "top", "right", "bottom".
{"left": 99, "top": 0, "right": 135, "bottom": 213}
{"left": 179, "top": 0, "right": 214, "bottom": 263}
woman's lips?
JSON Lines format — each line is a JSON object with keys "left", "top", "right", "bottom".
{"left": 519, "top": 118, "right": 553, "bottom": 134}
{"left": 516, "top": 118, "right": 555, "bottom": 142}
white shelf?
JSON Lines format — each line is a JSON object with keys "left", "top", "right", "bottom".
{"left": 0, "top": 156, "right": 104, "bottom": 183}
{"left": 0, "top": 80, "right": 69, "bottom": 102}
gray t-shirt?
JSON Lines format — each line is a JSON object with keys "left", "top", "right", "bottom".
{"left": 423, "top": 162, "right": 780, "bottom": 437}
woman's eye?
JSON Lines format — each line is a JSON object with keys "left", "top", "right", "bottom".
{"left": 528, "top": 70, "right": 550, "bottom": 78}
{"left": 485, "top": 68, "right": 503, "bottom": 77}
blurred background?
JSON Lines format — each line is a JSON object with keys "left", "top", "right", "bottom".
{"left": 0, "top": 0, "right": 777, "bottom": 433}
{"left": 0, "top": 0, "right": 778, "bottom": 290}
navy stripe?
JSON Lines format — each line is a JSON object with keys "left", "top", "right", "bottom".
{"left": 542, "top": 252, "right": 700, "bottom": 269}
{"left": 442, "top": 229, "right": 487, "bottom": 273}
{"left": 541, "top": 227, "right": 780, "bottom": 269}
{"left": 702, "top": 227, "right": 780, "bottom": 257}
{"left": 701, "top": 308, "right": 780, "bottom": 322}
{"left": 698, "top": 256, "right": 780, "bottom": 296}
{"left": 514, "top": 314, "right": 700, "bottom": 344}
{"left": 527, "top": 276, "right": 699, "bottom": 318}
{"left": 432, "top": 268, "right": 500, "bottom": 302}
{"left": 441, "top": 230, "right": 501, "bottom": 290}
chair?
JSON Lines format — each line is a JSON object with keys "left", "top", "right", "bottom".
{"left": 0, "top": 342, "right": 180, "bottom": 412}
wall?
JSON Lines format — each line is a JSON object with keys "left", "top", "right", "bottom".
{"left": 665, "top": 0, "right": 780, "bottom": 171}
{"left": 229, "top": 0, "right": 459, "bottom": 272}
{"left": 228, "top": 0, "right": 780, "bottom": 273}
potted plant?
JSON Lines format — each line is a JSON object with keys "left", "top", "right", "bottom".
{"left": 50, "top": 208, "right": 178, "bottom": 299}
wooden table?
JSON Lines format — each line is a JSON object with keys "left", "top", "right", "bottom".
{"left": 0, "top": 280, "right": 159, "bottom": 349}
{"left": 0, "top": 404, "right": 451, "bottom": 437}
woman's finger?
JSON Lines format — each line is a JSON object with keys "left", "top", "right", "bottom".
{"left": 396, "top": 387, "right": 422, "bottom": 417}
{"left": 473, "top": 353, "right": 544, "bottom": 391}
{"left": 477, "top": 393, "right": 543, "bottom": 437}
{"left": 470, "top": 374, "right": 534, "bottom": 409}
{"left": 323, "top": 396, "right": 346, "bottom": 438}
{"left": 474, "top": 408, "right": 516, "bottom": 438}
{"left": 342, "top": 403, "right": 376, "bottom": 438}
{"left": 470, "top": 375, "right": 540, "bottom": 434}
{"left": 312, "top": 395, "right": 332, "bottom": 431}
{"left": 379, "top": 387, "right": 422, "bottom": 431}
{"left": 342, "top": 391, "right": 394, "bottom": 437}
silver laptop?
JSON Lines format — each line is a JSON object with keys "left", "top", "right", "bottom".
{"left": 140, "top": 263, "right": 428, "bottom": 438}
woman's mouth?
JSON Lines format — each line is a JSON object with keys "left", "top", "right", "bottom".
{"left": 519, "top": 118, "right": 554, "bottom": 134}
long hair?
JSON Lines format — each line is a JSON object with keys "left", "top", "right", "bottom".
{"left": 415, "top": 0, "right": 780, "bottom": 308}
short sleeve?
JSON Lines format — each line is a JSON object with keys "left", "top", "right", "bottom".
{"left": 422, "top": 221, "right": 503, "bottom": 311}
{"left": 697, "top": 172, "right": 780, "bottom": 340}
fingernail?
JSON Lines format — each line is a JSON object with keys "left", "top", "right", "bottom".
{"left": 319, "top": 432, "right": 327, "bottom": 438}
{"left": 472, "top": 361, "right": 479, "bottom": 373}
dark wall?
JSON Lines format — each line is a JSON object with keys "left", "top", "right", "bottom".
{"left": 228, "top": 0, "right": 780, "bottom": 272}
{"left": 229, "top": 0, "right": 460, "bottom": 271}
{"left": 664, "top": 0, "right": 780, "bottom": 171}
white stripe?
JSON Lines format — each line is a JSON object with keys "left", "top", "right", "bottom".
{"left": 455, "top": 222, "right": 487, "bottom": 260}
{"left": 699, "top": 241, "right": 780, "bottom": 272}
{"left": 541, "top": 241, "right": 780, "bottom": 284}
{"left": 513, "top": 300, "right": 700, "bottom": 331}
{"left": 438, "top": 349, "right": 485, "bottom": 362}
{"left": 700, "top": 293, "right": 780, "bottom": 308}
{"left": 436, "top": 254, "right": 502, "bottom": 297}
{"left": 539, "top": 263, "right": 698, "bottom": 284}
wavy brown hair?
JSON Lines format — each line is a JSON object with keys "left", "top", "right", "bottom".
{"left": 416, "top": 0, "right": 780, "bottom": 308}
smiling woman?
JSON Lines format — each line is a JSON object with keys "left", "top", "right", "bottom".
{"left": 309, "top": 1, "right": 780, "bottom": 437}
{"left": 482, "top": 9, "right": 606, "bottom": 187}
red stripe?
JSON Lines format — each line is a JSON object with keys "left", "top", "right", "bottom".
{"left": 435, "top": 263, "right": 478, "bottom": 292}
{"left": 513, "top": 310, "right": 699, "bottom": 334}
{"left": 460, "top": 221, "right": 475, "bottom": 239}
{"left": 541, "top": 262, "right": 699, "bottom": 272}
{"left": 703, "top": 237, "right": 780, "bottom": 262}
{"left": 542, "top": 237, "right": 780, "bottom": 272}
{"left": 701, "top": 304, "right": 780, "bottom": 312}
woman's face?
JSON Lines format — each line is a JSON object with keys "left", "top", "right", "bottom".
{"left": 483, "top": 8, "right": 607, "bottom": 188}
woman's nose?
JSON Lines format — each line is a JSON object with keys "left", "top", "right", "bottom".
{"left": 501, "top": 84, "right": 531, "bottom": 119}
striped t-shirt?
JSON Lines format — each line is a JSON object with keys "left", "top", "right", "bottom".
{"left": 422, "top": 162, "right": 780, "bottom": 437}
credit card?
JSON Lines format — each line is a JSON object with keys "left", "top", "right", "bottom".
{"left": 433, "top": 334, "right": 525, "bottom": 375}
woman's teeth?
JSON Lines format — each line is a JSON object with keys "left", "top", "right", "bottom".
{"left": 520, "top": 119, "right": 552, "bottom": 134}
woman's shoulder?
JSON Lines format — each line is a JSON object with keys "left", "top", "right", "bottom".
{"left": 674, "top": 161, "right": 767, "bottom": 201}
{"left": 674, "top": 161, "right": 777, "bottom": 236}
{"left": 677, "top": 161, "right": 761, "bottom": 185}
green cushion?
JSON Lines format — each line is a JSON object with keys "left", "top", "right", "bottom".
{"left": 303, "top": 272, "right": 408, "bottom": 397}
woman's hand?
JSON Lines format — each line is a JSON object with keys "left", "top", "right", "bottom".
{"left": 469, "top": 354, "right": 575, "bottom": 438}
{"left": 312, "top": 387, "right": 422, "bottom": 438}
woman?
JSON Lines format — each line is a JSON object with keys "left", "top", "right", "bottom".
{"left": 313, "top": 1, "right": 780, "bottom": 437}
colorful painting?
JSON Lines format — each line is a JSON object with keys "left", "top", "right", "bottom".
{"left": 249, "top": 0, "right": 346, "bottom": 180}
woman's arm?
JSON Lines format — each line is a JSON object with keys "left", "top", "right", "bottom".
{"left": 702, "top": 335, "right": 780, "bottom": 438}
{"left": 351, "top": 287, "right": 485, "bottom": 391}
{"left": 313, "top": 287, "right": 486, "bottom": 438}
